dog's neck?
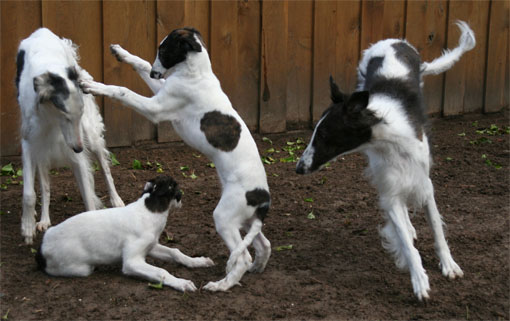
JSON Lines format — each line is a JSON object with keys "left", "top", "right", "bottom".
{"left": 172, "top": 50, "right": 212, "bottom": 78}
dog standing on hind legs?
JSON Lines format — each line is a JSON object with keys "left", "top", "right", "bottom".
{"left": 81, "top": 27, "right": 271, "bottom": 291}
{"left": 16, "top": 28, "right": 124, "bottom": 244}
{"left": 296, "top": 21, "right": 475, "bottom": 300}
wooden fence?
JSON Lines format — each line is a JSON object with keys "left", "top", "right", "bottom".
{"left": 1, "top": 0, "right": 508, "bottom": 156}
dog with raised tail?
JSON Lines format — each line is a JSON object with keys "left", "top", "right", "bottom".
{"left": 296, "top": 21, "right": 475, "bottom": 300}
{"left": 36, "top": 176, "right": 214, "bottom": 292}
{"left": 16, "top": 28, "right": 125, "bottom": 245}
{"left": 80, "top": 27, "right": 271, "bottom": 292}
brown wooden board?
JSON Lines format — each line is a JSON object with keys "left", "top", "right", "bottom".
{"left": 103, "top": 0, "right": 157, "bottom": 147}
{"left": 484, "top": 0, "right": 509, "bottom": 113}
{"left": 41, "top": 0, "right": 103, "bottom": 110}
{"left": 0, "top": 1, "right": 41, "bottom": 156}
{"left": 286, "top": 0, "right": 313, "bottom": 129}
{"left": 443, "top": 1, "right": 490, "bottom": 116}
{"left": 360, "top": 0, "right": 405, "bottom": 51}
{"left": 312, "top": 0, "right": 337, "bottom": 124}
{"left": 405, "top": 0, "right": 448, "bottom": 115}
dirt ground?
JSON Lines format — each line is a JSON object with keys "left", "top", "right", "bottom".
{"left": 0, "top": 112, "right": 508, "bottom": 320}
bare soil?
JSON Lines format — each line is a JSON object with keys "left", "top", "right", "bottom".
{"left": 1, "top": 112, "right": 508, "bottom": 320}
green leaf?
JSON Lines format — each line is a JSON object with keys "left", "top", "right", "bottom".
{"left": 110, "top": 153, "right": 120, "bottom": 166}
{"left": 457, "top": 132, "right": 466, "bottom": 137}
{"left": 132, "top": 159, "right": 142, "bottom": 170}
{"left": 304, "top": 197, "right": 314, "bottom": 203}
{"left": 180, "top": 166, "right": 189, "bottom": 171}
{"left": 265, "top": 147, "right": 275, "bottom": 153}
{"left": 274, "top": 244, "right": 293, "bottom": 252}
{"left": 193, "top": 153, "right": 202, "bottom": 158}
{"left": 262, "top": 137, "right": 273, "bottom": 145}
{"left": 446, "top": 157, "right": 453, "bottom": 161}
{"left": 190, "top": 172, "right": 198, "bottom": 179}
{"left": 206, "top": 162, "right": 215, "bottom": 168}
{"left": 156, "top": 167, "right": 164, "bottom": 173}
{"left": 0, "top": 184, "right": 7, "bottom": 190}
{"left": 16, "top": 169, "right": 23, "bottom": 177}
{"left": 2, "top": 308, "right": 10, "bottom": 321}
{"left": 30, "top": 248, "right": 37, "bottom": 254}
{"left": 307, "top": 211, "right": 316, "bottom": 220}
{"left": 92, "top": 162, "right": 100, "bottom": 172}
{"left": 1, "top": 164, "right": 14, "bottom": 176}
{"left": 148, "top": 280, "right": 163, "bottom": 289}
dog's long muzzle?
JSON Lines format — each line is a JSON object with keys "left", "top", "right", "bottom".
{"left": 150, "top": 70, "right": 163, "bottom": 79}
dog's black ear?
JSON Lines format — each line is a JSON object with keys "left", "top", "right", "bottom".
{"left": 346, "top": 91, "right": 369, "bottom": 112}
{"left": 345, "top": 91, "right": 380, "bottom": 127}
{"left": 142, "top": 180, "right": 155, "bottom": 195}
{"left": 33, "top": 72, "right": 54, "bottom": 102}
{"left": 329, "top": 76, "right": 345, "bottom": 104}
{"left": 180, "top": 34, "right": 202, "bottom": 53}
{"left": 33, "top": 72, "right": 69, "bottom": 112}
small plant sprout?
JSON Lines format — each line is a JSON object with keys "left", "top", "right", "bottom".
{"left": 304, "top": 197, "right": 314, "bottom": 203}
{"left": 193, "top": 153, "right": 202, "bottom": 158}
{"left": 262, "top": 137, "right": 273, "bottom": 145}
{"left": 30, "top": 248, "right": 37, "bottom": 254}
{"left": 481, "top": 154, "right": 502, "bottom": 169}
{"left": 132, "top": 159, "right": 142, "bottom": 170}
{"left": 206, "top": 162, "right": 215, "bottom": 168}
{"left": 2, "top": 309, "right": 10, "bottom": 321}
{"left": 156, "top": 162, "right": 164, "bottom": 173}
{"left": 307, "top": 211, "right": 316, "bottom": 220}
{"left": 446, "top": 157, "right": 453, "bottom": 161}
{"left": 110, "top": 153, "right": 120, "bottom": 166}
{"left": 274, "top": 244, "right": 293, "bottom": 252}
{"left": 92, "top": 162, "right": 100, "bottom": 172}
{"left": 148, "top": 279, "right": 164, "bottom": 289}
{"left": 180, "top": 165, "right": 190, "bottom": 171}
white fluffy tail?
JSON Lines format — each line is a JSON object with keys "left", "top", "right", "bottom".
{"left": 421, "top": 20, "right": 476, "bottom": 76}
{"left": 226, "top": 219, "right": 263, "bottom": 273}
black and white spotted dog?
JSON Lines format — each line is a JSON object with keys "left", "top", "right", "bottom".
{"left": 37, "top": 176, "right": 214, "bottom": 292}
{"left": 296, "top": 21, "right": 475, "bottom": 300}
{"left": 16, "top": 28, "right": 124, "bottom": 245}
{"left": 80, "top": 28, "right": 271, "bottom": 291}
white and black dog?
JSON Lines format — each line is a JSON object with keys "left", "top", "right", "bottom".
{"left": 80, "top": 28, "right": 271, "bottom": 291}
{"left": 37, "top": 176, "right": 214, "bottom": 292}
{"left": 16, "top": 28, "right": 124, "bottom": 245}
{"left": 296, "top": 21, "right": 475, "bottom": 300}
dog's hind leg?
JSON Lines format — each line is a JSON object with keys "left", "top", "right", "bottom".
{"left": 94, "top": 148, "right": 124, "bottom": 207}
{"left": 424, "top": 179, "right": 463, "bottom": 280}
{"left": 148, "top": 243, "right": 214, "bottom": 268}
{"left": 36, "top": 164, "right": 51, "bottom": 232}
{"left": 383, "top": 199, "right": 430, "bottom": 300}
{"left": 71, "top": 157, "right": 99, "bottom": 211}
{"left": 249, "top": 232, "right": 271, "bottom": 273}
{"left": 21, "top": 140, "right": 37, "bottom": 244}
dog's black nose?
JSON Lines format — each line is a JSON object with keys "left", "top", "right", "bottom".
{"left": 73, "top": 146, "right": 84, "bottom": 153}
{"left": 150, "top": 70, "right": 162, "bottom": 79}
{"left": 175, "top": 190, "right": 182, "bottom": 202}
{"left": 296, "top": 163, "right": 305, "bottom": 175}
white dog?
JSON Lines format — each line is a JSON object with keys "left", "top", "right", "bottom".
{"left": 296, "top": 21, "right": 475, "bottom": 300}
{"left": 36, "top": 176, "right": 214, "bottom": 292}
{"left": 16, "top": 28, "right": 124, "bottom": 244}
{"left": 81, "top": 28, "right": 271, "bottom": 291}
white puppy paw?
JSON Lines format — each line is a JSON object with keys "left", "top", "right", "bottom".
{"left": 110, "top": 44, "right": 128, "bottom": 62}
{"left": 411, "top": 271, "right": 430, "bottom": 301}
{"left": 80, "top": 80, "right": 108, "bottom": 96}
{"left": 203, "top": 279, "right": 237, "bottom": 292}
{"left": 440, "top": 259, "right": 464, "bottom": 279}
{"left": 192, "top": 257, "right": 215, "bottom": 268}
{"left": 171, "top": 279, "right": 197, "bottom": 292}
{"left": 36, "top": 220, "right": 51, "bottom": 232}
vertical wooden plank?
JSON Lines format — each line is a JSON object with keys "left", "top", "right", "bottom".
{"left": 41, "top": 0, "right": 103, "bottom": 109}
{"left": 405, "top": 0, "right": 448, "bottom": 115}
{"left": 260, "top": 0, "right": 288, "bottom": 133}
{"left": 0, "top": 1, "right": 41, "bottom": 156}
{"left": 443, "top": 1, "right": 490, "bottom": 116}
{"left": 484, "top": 0, "right": 509, "bottom": 113}
{"left": 235, "top": 0, "right": 261, "bottom": 130}
{"left": 103, "top": 0, "right": 157, "bottom": 147}
{"left": 210, "top": 1, "right": 239, "bottom": 113}
{"left": 360, "top": 0, "right": 406, "bottom": 51}
{"left": 312, "top": 1, "right": 337, "bottom": 123}
{"left": 286, "top": 0, "right": 313, "bottom": 129}
{"left": 335, "top": 1, "right": 361, "bottom": 94}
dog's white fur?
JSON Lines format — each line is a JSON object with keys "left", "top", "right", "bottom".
{"left": 81, "top": 32, "right": 271, "bottom": 291}
{"left": 298, "top": 21, "right": 475, "bottom": 300}
{"left": 17, "top": 28, "right": 124, "bottom": 244}
{"left": 38, "top": 177, "right": 214, "bottom": 292}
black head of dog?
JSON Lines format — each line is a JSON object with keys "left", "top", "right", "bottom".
{"left": 150, "top": 27, "right": 204, "bottom": 79}
{"left": 142, "top": 176, "right": 182, "bottom": 213}
{"left": 296, "top": 76, "right": 381, "bottom": 174}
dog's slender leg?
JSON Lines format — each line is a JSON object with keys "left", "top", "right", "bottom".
{"left": 71, "top": 158, "right": 96, "bottom": 211}
{"left": 385, "top": 200, "right": 430, "bottom": 300}
{"left": 36, "top": 164, "right": 51, "bottom": 232}
{"left": 249, "top": 232, "right": 271, "bottom": 273}
{"left": 148, "top": 244, "right": 214, "bottom": 268}
{"left": 122, "top": 257, "right": 197, "bottom": 292}
{"left": 110, "top": 44, "right": 164, "bottom": 94}
{"left": 21, "top": 140, "right": 37, "bottom": 244}
{"left": 404, "top": 205, "right": 417, "bottom": 240}
{"left": 424, "top": 180, "right": 464, "bottom": 279}
{"left": 95, "top": 149, "right": 124, "bottom": 207}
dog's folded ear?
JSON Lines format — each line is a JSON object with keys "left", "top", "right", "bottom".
{"left": 33, "top": 72, "right": 69, "bottom": 111}
{"left": 142, "top": 180, "right": 155, "bottom": 196}
{"left": 346, "top": 91, "right": 369, "bottom": 112}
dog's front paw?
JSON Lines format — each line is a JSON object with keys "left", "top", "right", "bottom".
{"left": 439, "top": 259, "right": 464, "bottom": 280}
{"left": 193, "top": 257, "right": 215, "bottom": 268}
{"left": 80, "top": 80, "right": 107, "bottom": 96}
{"left": 171, "top": 278, "right": 197, "bottom": 292}
{"left": 203, "top": 279, "right": 237, "bottom": 292}
{"left": 110, "top": 195, "right": 125, "bottom": 208}
{"left": 36, "top": 220, "right": 51, "bottom": 232}
{"left": 110, "top": 44, "right": 128, "bottom": 62}
{"left": 411, "top": 271, "right": 430, "bottom": 301}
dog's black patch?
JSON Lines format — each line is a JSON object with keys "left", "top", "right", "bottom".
{"left": 361, "top": 56, "right": 384, "bottom": 90}
{"left": 35, "top": 243, "right": 47, "bottom": 271}
{"left": 66, "top": 67, "right": 80, "bottom": 89}
{"left": 158, "top": 27, "right": 203, "bottom": 70}
{"left": 33, "top": 72, "right": 70, "bottom": 112}
{"left": 144, "top": 176, "right": 181, "bottom": 213}
{"left": 200, "top": 111, "right": 242, "bottom": 152}
{"left": 392, "top": 42, "right": 421, "bottom": 84}
{"left": 246, "top": 188, "right": 271, "bottom": 221}
{"left": 15, "top": 50, "right": 25, "bottom": 97}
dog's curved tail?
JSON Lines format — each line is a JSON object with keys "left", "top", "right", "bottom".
{"left": 421, "top": 20, "right": 476, "bottom": 76}
{"left": 226, "top": 219, "right": 264, "bottom": 273}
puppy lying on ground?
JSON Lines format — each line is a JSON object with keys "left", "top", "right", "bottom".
{"left": 36, "top": 176, "right": 214, "bottom": 292}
